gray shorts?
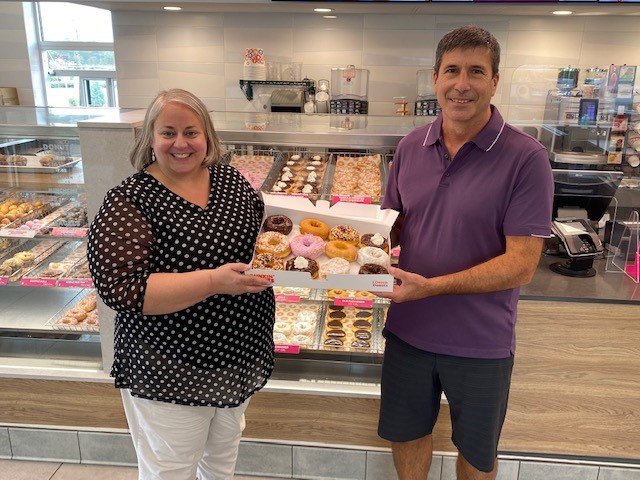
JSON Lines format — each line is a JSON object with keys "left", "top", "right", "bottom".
{"left": 377, "top": 330, "right": 514, "bottom": 473}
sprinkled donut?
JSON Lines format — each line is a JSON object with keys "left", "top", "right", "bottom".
{"left": 263, "top": 215, "right": 293, "bottom": 235}
{"left": 252, "top": 252, "right": 285, "bottom": 270}
{"left": 299, "top": 218, "right": 330, "bottom": 240}
{"left": 357, "top": 246, "right": 390, "bottom": 266}
{"left": 289, "top": 234, "right": 325, "bottom": 260}
{"left": 256, "top": 231, "right": 291, "bottom": 258}
{"left": 319, "top": 257, "right": 351, "bottom": 278}
{"left": 329, "top": 225, "right": 360, "bottom": 245}
{"left": 325, "top": 240, "right": 358, "bottom": 262}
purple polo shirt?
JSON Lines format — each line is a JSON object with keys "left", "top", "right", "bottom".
{"left": 382, "top": 106, "right": 553, "bottom": 358}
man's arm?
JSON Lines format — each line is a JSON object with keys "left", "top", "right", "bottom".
{"left": 377, "top": 235, "right": 544, "bottom": 303}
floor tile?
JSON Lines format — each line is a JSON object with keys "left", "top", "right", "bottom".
{"left": 0, "top": 459, "right": 61, "bottom": 480}
{"left": 50, "top": 463, "right": 138, "bottom": 480}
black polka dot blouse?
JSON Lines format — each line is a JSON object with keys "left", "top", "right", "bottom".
{"left": 87, "top": 164, "right": 275, "bottom": 407}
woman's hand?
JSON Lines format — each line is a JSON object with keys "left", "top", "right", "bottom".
{"left": 210, "top": 263, "right": 273, "bottom": 295}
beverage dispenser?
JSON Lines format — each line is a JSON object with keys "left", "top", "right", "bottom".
{"left": 415, "top": 69, "right": 440, "bottom": 117}
{"left": 330, "top": 65, "right": 369, "bottom": 114}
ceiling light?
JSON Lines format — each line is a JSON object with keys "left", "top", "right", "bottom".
{"left": 314, "top": 8, "right": 333, "bottom": 13}
{"left": 163, "top": 6, "right": 182, "bottom": 11}
{"left": 323, "top": 15, "right": 337, "bottom": 19}
{"left": 552, "top": 10, "right": 573, "bottom": 15}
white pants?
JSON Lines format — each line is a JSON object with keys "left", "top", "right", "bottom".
{"left": 121, "top": 389, "right": 249, "bottom": 480}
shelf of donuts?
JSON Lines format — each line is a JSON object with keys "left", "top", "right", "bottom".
{"left": 46, "top": 288, "right": 99, "bottom": 333}
{"left": 223, "top": 148, "right": 283, "bottom": 191}
{"left": 248, "top": 193, "right": 398, "bottom": 292}
{"left": 56, "top": 259, "right": 92, "bottom": 288}
{"left": 0, "top": 238, "right": 65, "bottom": 285}
{"left": 272, "top": 301, "right": 324, "bottom": 353}
{"left": 0, "top": 193, "right": 69, "bottom": 238}
{"left": 319, "top": 292, "right": 385, "bottom": 354}
{"left": 262, "top": 150, "right": 331, "bottom": 200}
{"left": 326, "top": 152, "right": 388, "bottom": 205}
{"left": 19, "top": 241, "right": 87, "bottom": 287}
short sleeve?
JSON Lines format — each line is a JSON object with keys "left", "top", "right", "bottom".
{"left": 87, "top": 188, "right": 154, "bottom": 314}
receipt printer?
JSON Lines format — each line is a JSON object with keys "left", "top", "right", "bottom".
{"left": 550, "top": 218, "right": 603, "bottom": 277}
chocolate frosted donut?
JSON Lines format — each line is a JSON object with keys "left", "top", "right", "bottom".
{"left": 263, "top": 215, "right": 293, "bottom": 235}
{"left": 286, "top": 256, "right": 319, "bottom": 279}
{"left": 360, "top": 233, "right": 389, "bottom": 252}
{"left": 358, "top": 263, "right": 388, "bottom": 275}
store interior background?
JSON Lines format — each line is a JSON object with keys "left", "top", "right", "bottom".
{"left": 2, "top": 1, "right": 640, "bottom": 120}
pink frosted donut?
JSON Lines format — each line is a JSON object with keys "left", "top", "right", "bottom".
{"left": 289, "top": 234, "right": 325, "bottom": 260}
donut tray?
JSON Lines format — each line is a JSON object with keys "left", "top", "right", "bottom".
{"left": 46, "top": 288, "right": 99, "bottom": 333}
{"left": 262, "top": 150, "right": 332, "bottom": 202}
{"left": 19, "top": 240, "right": 86, "bottom": 286}
{"left": 222, "top": 149, "right": 282, "bottom": 191}
{"left": 325, "top": 152, "right": 389, "bottom": 205}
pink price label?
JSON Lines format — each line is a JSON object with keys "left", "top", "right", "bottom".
{"left": 331, "top": 195, "right": 372, "bottom": 204}
{"left": 274, "top": 294, "right": 300, "bottom": 303}
{"left": 274, "top": 344, "right": 301, "bottom": 354}
{"left": 334, "top": 298, "right": 374, "bottom": 308}
{"left": 51, "top": 227, "right": 88, "bottom": 237}
{"left": 21, "top": 277, "right": 57, "bottom": 287}
{"left": 0, "top": 276, "right": 8, "bottom": 286}
{"left": 0, "top": 229, "right": 35, "bottom": 238}
{"left": 57, "top": 279, "right": 93, "bottom": 288}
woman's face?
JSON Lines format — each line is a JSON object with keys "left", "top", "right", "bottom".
{"left": 151, "top": 103, "right": 207, "bottom": 177}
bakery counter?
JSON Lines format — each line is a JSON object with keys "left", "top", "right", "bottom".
{"left": 523, "top": 254, "right": 639, "bottom": 303}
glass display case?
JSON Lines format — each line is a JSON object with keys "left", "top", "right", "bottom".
{"left": 0, "top": 107, "right": 124, "bottom": 377}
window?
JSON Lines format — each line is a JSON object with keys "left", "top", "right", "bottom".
{"left": 36, "top": 2, "right": 117, "bottom": 107}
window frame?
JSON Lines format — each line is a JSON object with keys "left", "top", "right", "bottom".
{"left": 35, "top": 2, "right": 117, "bottom": 107}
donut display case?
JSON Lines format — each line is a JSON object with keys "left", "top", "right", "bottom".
{"left": 0, "top": 106, "right": 106, "bottom": 375}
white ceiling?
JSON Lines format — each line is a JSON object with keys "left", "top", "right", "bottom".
{"left": 69, "top": 0, "right": 640, "bottom": 16}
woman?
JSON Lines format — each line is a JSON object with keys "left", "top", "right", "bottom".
{"left": 88, "top": 88, "right": 275, "bottom": 480}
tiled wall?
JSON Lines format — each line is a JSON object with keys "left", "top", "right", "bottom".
{"left": 112, "top": 11, "right": 640, "bottom": 121}
{"left": 2, "top": 427, "right": 640, "bottom": 480}
{"left": 1, "top": 2, "right": 640, "bottom": 121}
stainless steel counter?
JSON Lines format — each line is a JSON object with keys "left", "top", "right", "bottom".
{"left": 522, "top": 254, "right": 639, "bottom": 303}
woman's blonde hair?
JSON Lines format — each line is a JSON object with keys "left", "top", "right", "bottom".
{"left": 130, "top": 88, "right": 223, "bottom": 171}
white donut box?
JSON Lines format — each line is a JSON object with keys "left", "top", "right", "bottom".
{"left": 247, "top": 193, "right": 399, "bottom": 292}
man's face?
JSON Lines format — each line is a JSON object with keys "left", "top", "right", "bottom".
{"left": 433, "top": 46, "right": 499, "bottom": 129}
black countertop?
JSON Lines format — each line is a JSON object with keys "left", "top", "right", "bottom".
{"left": 521, "top": 254, "right": 639, "bottom": 304}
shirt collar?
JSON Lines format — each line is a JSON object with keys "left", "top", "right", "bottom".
{"left": 422, "top": 105, "right": 506, "bottom": 152}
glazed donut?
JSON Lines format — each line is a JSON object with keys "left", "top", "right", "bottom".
{"left": 289, "top": 234, "right": 325, "bottom": 260}
{"left": 285, "top": 256, "right": 319, "bottom": 279}
{"left": 256, "top": 231, "right": 291, "bottom": 258}
{"left": 297, "top": 309, "right": 317, "bottom": 323}
{"left": 325, "top": 240, "right": 358, "bottom": 262}
{"left": 78, "top": 297, "right": 97, "bottom": 312}
{"left": 67, "top": 308, "right": 87, "bottom": 321}
{"left": 273, "top": 332, "right": 288, "bottom": 344}
{"left": 359, "top": 233, "right": 389, "bottom": 253}
{"left": 273, "top": 321, "right": 292, "bottom": 334}
{"left": 357, "top": 246, "right": 390, "bottom": 267}
{"left": 319, "top": 257, "right": 351, "bottom": 278}
{"left": 299, "top": 218, "right": 330, "bottom": 240}
{"left": 252, "top": 252, "right": 285, "bottom": 270}
{"left": 358, "top": 263, "right": 388, "bottom": 275}
{"left": 58, "top": 316, "right": 78, "bottom": 325}
{"left": 292, "top": 321, "right": 314, "bottom": 335}
{"left": 290, "top": 334, "right": 312, "bottom": 345}
{"left": 329, "top": 225, "right": 360, "bottom": 245}
{"left": 263, "top": 215, "right": 293, "bottom": 235}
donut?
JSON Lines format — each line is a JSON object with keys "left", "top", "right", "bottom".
{"left": 290, "top": 334, "right": 312, "bottom": 345}
{"left": 297, "top": 309, "right": 317, "bottom": 322}
{"left": 299, "top": 218, "right": 330, "bottom": 240}
{"left": 78, "top": 296, "right": 97, "bottom": 312}
{"left": 329, "top": 225, "right": 360, "bottom": 245}
{"left": 67, "top": 308, "right": 87, "bottom": 321}
{"left": 252, "top": 252, "right": 285, "bottom": 270}
{"left": 256, "top": 231, "right": 291, "bottom": 258}
{"left": 324, "top": 338, "right": 344, "bottom": 347}
{"left": 273, "top": 332, "right": 288, "bottom": 344}
{"left": 360, "top": 233, "right": 389, "bottom": 252}
{"left": 325, "top": 240, "right": 358, "bottom": 262}
{"left": 357, "top": 246, "right": 390, "bottom": 267}
{"left": 292, "top": 321, "right": 314, "bottom": 335}
{"left": 273, "top": 321, "right": 292, "bottom": 334}
{"left": 358, "top": 263, "right": 388, "bottom": 275}
{"left": 285, "top": 256, "right": 319, "bottom": 279}
{"left": 319, "top": 257, "right": 351, "bottom": 278}
{"left": 263, "top": 215, "right": 293, "bottom": 235}
{"left": 290, "top": 234, "right": 325, "bottom": 260}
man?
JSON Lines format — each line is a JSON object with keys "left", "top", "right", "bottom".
{"left": 376, "top": 26, "right": 554, "bottom": 480}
